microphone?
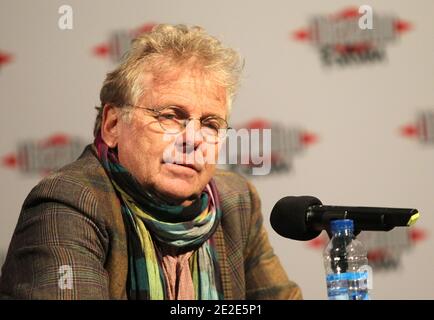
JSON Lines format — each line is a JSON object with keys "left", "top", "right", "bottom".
{"left": 270, "top": 196, "right": 420, "bottom": 241}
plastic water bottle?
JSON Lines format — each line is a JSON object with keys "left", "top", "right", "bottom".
{"left": 323, "top": 219, "right": 371, "bottom": 300}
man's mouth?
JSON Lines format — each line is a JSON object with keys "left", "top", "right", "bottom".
{"left": 175, "top": 162, "right": 202, "bottom": 172}
{"left": 163, "top": 161, "right": 203, "bottom": 172}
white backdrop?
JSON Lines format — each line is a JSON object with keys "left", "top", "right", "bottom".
{"left": 1, "top": 0, "right": 433, "bottom": 299}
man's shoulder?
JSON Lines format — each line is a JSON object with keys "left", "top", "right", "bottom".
{"left": 48, "top": 144, "right": 108, "bottom": 187}
{"left": 22, "top": 144, "right": 114, "bottom": 212}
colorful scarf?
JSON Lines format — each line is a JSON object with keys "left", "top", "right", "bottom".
{"left": 94, "top": 134, "right": 223, "bottom": 300}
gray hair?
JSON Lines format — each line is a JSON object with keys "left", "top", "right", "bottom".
{"left": 93, "top": 24, "right": 243, "bottom": 137}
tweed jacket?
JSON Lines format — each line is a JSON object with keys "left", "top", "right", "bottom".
{"left": 0, "top": 145, "right": 301, "bottom": 300}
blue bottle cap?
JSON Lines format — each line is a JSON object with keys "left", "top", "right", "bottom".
{"left": 330, "top": 219, "right": 354, "bottom": 233}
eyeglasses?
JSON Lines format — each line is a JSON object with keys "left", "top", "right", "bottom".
{"left": 128, "top": 105, "right": 230, "bottom": 144}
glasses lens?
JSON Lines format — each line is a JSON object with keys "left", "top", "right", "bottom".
{"left": 158, "top": 115, "right": 182, "bottom": 134}
{"left": 201, "top": 117, "right": 228, "bottom": 143}
{"left": 155, "top": 108, "right": 229, "bottom": 142}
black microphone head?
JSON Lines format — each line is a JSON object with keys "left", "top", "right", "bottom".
{"left": 270, "top": 196, "right": 323, "bottom": 241}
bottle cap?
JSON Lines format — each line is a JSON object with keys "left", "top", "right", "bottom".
{"left": 330, "top": 219, "right": 354, "bottom": 233}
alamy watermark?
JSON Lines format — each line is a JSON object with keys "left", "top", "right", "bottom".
{"left": 58, "top": 265, "right": 73, "bottom": 289}
{"left": 359, "top": 5, "right": 373, "bottom": 30}
{"left": 58, "top": 5, "right": 73, "bottom": 30}
{"left": 162, "top": 126, "right": 272, "bottom": 176}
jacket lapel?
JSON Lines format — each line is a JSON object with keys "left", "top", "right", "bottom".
{"left": 214, "top": 222, "right": 233, "bottom": 299}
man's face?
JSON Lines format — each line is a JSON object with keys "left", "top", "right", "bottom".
{"left": 103, "top": 68, "right": 227, "bottom": 205}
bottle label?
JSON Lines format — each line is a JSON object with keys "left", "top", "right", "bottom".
{"left": 348, "top": 271, "right": 370, "bottom": 300}
{"left": 326, "top": 273, "right": 350, "bottom": 300}
{"left": 326, "top": 272, "right": 370, "bottom": 300}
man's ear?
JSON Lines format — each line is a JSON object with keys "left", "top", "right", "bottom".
{"left": 101, "top": 104, "right": 121, "bottom": 148}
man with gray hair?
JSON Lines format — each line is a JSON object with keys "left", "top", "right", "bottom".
{"left": 0, "top": 24, "right": 301, "bottom": 300}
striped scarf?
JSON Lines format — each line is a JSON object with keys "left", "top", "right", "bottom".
{"left": 94, "top": 134, "right": 223, "bottom": 300}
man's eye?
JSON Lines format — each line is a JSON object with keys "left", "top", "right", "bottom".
{"left": 159, "top": 107, "right": 186, "bottom": 120}
{"left": 160, "top": 113, "right": 177, "bottom": 120}
{"left": 203, "top": 119, "right": 221, "bottom": 131}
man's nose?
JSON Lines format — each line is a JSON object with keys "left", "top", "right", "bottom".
{"left": 177, "top": 119, "right": 204, "bottom": 151}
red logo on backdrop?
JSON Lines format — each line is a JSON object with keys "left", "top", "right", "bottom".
{"left": 0, "top": 50, "right": 14, "bottom": 70}
{"left": 2, "top": 133, "right": 87, "bottom": 176}
{"left": 292, "top": 7, "right": 411, "bottom": 67}
{"left": 308, "top": 228, "right": 427, "bottom": 271}
{"left": 93, "top": 23, "right": 156, "bottom": 63}
{"left": 400, "top": 110, "right": 434, "bottom": 145}
{"left": 223, "top": 119, "right": 318, "bottom": 176}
